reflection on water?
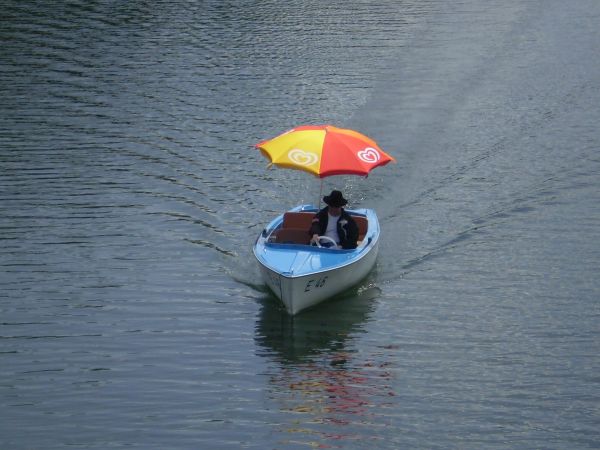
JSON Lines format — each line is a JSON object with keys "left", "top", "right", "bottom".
{"left": 255, "top": 285, "right": 397, "bottom": 447}
{"left": 268, "top": 352, "right": 395, "bottom": 447}
{"left": 255, "top": 284, "right": 378, "bottom": 362}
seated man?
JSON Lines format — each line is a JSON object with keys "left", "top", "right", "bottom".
{"left": 308, "top": 190, "right": 359, "bottom": 249}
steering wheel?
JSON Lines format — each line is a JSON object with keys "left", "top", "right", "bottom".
{"left": 314, "top": 235, "right": 338, "bottom": 248}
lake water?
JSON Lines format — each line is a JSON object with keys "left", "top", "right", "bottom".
{"left": 1, "top": 1, "right": 599, "bottom": 448}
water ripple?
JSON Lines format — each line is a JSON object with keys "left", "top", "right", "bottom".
{"left": 2, "top": 1, "right": 600, "bottom": 449}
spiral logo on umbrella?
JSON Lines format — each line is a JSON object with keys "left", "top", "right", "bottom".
{"left": 288, "top": 149, "right": 319, "bottom": 166}
{"left": 357, "top": 147, "right": 381, "bottom": 164}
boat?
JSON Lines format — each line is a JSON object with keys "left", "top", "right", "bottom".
{"left": 253, "top": 204, "right": 380, "bottom": 315}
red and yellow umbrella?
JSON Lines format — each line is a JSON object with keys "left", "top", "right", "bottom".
{"left": 255, "top": 124, "right": 395, "bottom": 178}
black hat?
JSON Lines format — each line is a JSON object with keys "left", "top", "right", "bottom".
{"left": 323, "top": 190, "right": 348, "bottom": 207}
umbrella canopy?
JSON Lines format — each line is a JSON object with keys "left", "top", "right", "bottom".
{"left": 255, "top": 125, "right": 395, "bottom": 178}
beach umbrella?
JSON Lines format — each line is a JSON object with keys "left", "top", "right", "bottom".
{"left": 255, "top": 124, "right": 395, "bottom": 178}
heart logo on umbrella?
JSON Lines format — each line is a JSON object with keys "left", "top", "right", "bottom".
{"left": 288, "top": 149, "right": 319, "bottom": 166}
{"left": 357, "top": 147, "right": 380, "bottom": 164}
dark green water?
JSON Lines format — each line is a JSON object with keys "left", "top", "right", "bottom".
{"left": 1, "top": 1, "right": 599, "bottom": 448}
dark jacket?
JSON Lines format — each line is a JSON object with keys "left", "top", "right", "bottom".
{"left": 308, "top": 207, "right": 359, "bottom": 249}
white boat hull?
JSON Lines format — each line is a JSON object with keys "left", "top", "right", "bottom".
{"left": 257, "top": 241, "right": 378, "bottom": 315}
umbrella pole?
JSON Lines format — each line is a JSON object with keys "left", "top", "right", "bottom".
{"left": 318, "top": 179, "right": 323, "bottom": 209}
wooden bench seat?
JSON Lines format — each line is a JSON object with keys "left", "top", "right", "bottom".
{"left": 283, "top": 212, "right": 316, "bottom": 229}
{"left": 274, "top": 211, "right": 369, "bottom": 244}
{"left": 354, "top": 215, "right": 368, "bottom": 241}
{"left": 273, "top": 228, "right": 310, "bottom": 244}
